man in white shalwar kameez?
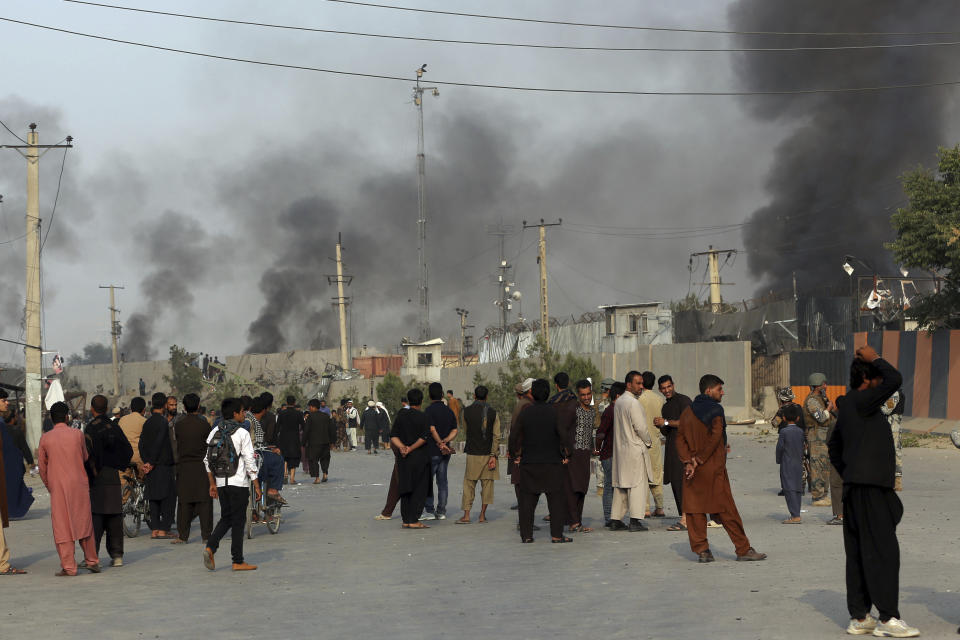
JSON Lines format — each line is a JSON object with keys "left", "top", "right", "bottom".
{"left": 610, "top": 371, "right": 653, "bottom": 532}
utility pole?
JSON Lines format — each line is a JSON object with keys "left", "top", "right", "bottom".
{"left": 1, "top": 124, "right": 73, "bottom": 451}
{"left": 99, "top": 284, "right": 124, "bottom": 396}
{"left": 455, "top": 308, "right": 473, "bottom": 366}
{"left": 690, "top": 246, "right": 737, "bottom": 313}
{"left": 522, "top": 219, "right": 562, "bottom": 352}
{"left": 414, "top": 64, "right": 439, "bottom": 341}
{"left": 487, "top": 221, "right": 515, "bottom": 330}
{"left": 326, "top": 234, "right": 353, "bottom": 371}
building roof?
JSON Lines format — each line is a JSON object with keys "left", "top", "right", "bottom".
{"left": 598, "top": 302, "right": 664, "bottom": 310}
{"left": 402, "top": 338, "right": 445, "bottom": 347}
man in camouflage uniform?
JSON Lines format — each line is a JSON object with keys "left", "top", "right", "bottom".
{"left": 880, "top": 390, "right": 903, "bottom": 492}
{"left": 803, "top": 373, "right": 841, "bottom": 517}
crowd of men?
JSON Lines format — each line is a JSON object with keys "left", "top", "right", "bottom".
{"left": 0, "top": 349, "right": 947, "bottom": 636}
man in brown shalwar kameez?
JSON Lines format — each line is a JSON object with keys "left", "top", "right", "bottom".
{"left": 676, "top": 374, "right": 766, "bottom": 564}
{"left": 456, "top": 385, "right": 500, "bottom": 524}
{"left": 38, "top": 401, "right": 99, "bottom": 576}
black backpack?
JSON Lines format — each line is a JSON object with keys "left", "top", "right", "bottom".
{"left": 207, "top": 423, "right": 240, "bottom": 478}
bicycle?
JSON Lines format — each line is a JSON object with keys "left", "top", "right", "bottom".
{"left": 246, "top": 448, "right": 283, "bottom": 538}
{"left": 121, "top": 466, "right": 150, "bottom": 538}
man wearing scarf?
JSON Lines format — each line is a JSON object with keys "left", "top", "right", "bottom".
{"left": 456, "top": 385, "right": 500, "bottom": 524}
{"left": 85, "top": 394, "right": 133, "bottom": 565}
{"left": 677, "top": 374, "right": 766, "bottom": 563}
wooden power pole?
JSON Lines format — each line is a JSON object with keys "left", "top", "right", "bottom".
{"left": 690, "top": 245, "right": 737, "bottom": 313}
{"left": 326, "top": 234, "right": 353, "bottom": 371}
{"left": 522, "top": 219, "right": 562, "bottom": 352}
{"left": 99, "top": 284, "right": 124, "bottom": 395}
{"left": 1, "top": 124, "right": 73, "bottom": 450}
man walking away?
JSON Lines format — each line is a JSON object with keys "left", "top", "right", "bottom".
{"left": 609, "top": 371, "right": 653, "bottom": 532}
{"left": 638, "top": 372, "right": 666, "bottom": 518}
{"left": 390, "top": 389, "right": 432, "bottom": 529}
{"left": 595, "top": 382, "right": 624, "bottom": 528}
{"left": 423, "top": 383, "right": 458, "bottom": 520}
{"left": 259, "top": 392, "right": 278, "bottom": 446}
{"left": 677, "top": 375, "right": 765, "bottom": 563}
{"left": 276, "top": 396, "right": 303, "bottom": 485}
{"left": 173, "top": 393, "right": 214, "bottom": 544}
{"left": 0, "top": 389, "right": 28, "bottom": 574}
{"left": 361, "top": 401, "right": 380, "bottom": 454}
{"left": 85, "top": 395, "right": 133, "bottom": 566}
{"left": 655, "top": 375, "right": 691, "bottom": 531}
{"left": 39, "top": 402, "right": 99, "bottom": 575}
{"left": 303, "top": 399, "right": 336, "bottom": 483}
{"left": 776, "top": 404, "right": 805, "bottom": 524}
{"left": 509, "top": 379, "right": 570, "bottom": 543}
{"left": 456, "top": 385, "right": 500, "bottom": 524}
{"left": 139, "top": 392, "right": 177, "bottom": 540}
{"left": 203, "top": 398, "right": 260, "bottom": 572}
{"left": 828, "top": 346, "right": 919, "bottom": 638}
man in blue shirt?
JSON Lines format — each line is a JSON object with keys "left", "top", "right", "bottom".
{"left": 421, "top": 383, "right": 458, "bottom": 520}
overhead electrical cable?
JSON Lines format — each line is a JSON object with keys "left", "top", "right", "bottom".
{"left": 4, "top": 17, "right": 960, "bottom": 96}
{"left": 60, "top": 2, "right": 960, "bottom": 52}
{"left": 0, "top": 118, "right": 27, "bottom": 144}
{"left": 40, "top": 146, "right": 69, "bottom": 252}
{"left": 322, "top": 0, "right": 960, "bottom": 37}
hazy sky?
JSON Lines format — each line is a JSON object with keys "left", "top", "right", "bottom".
{"left": 0, "top": 1, "right": 956, "bottom": 363}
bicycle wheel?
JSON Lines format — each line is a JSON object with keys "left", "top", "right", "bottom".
{"left": 122, "top": 498, "right": 142, "bottom": 538}
{"left": 267, "top": 506, "right": 281, "bottom": 534}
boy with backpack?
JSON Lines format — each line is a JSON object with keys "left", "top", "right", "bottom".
{"left": 203, "top": 398, "right": 260, "bottom": 571}
{"left": 776, "top": 403, "right": 805, "bottom": 524}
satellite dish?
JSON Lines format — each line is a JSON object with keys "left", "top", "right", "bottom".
{"left": 512, "top": 291, "right": 522, "bottom": 300}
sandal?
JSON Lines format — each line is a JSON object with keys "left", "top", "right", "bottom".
{"left": 455, "top": 518, "right": 471, "bottom": 524}
{"left": 522, "top": 538, "right": 534, "bottom": 543}
{"left": 551, "top": 536, "right": 573, "bottom": 544}
{"left": 407, "top": 523, "right": 430, "bottom": 529}
{"left": 652, "top": 510, "right": 666, "bottom": 518}
{"left": 666, "top": 522, "right": 687, "bottom": 531}
{"left": 0, "top": 566, "right": 27, "bottom": 575}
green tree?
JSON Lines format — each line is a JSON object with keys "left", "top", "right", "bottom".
{"left": 278, "top": 383, "right": 307, "bottom": 408}
{"left": 889, "top": 145, "right": 960, "bottom": 329}
{"left": 472, "top": 334, "right": 601, "bottom": 433}
{"left": 164, "top": 344, "right": 203, "bottom": 395}
{"left": 375, "top": 373, "right": 429, "bottom": 417}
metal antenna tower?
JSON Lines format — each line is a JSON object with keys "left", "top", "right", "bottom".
{"left": 414, "top": 64, "right": 439, "bottom": 341}
{"left": 487, "top": 220, "right": 515, "bottom": 330}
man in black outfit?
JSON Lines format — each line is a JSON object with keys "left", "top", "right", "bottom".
{"left": 389, "top": 388, "right": 431, "bottom": 529}
{"left": 139, "top": 392, "right": 177, "bottom": 539}
{"left": 84, "top": 394, "right": 133, "bottom": 566}
{"left": 303, "top": 399, "right": 336, "bottom": 483}
{"left": 828, "top": 345, "right": 919, "bottom": 638}
{"left": 509, "top": 378, "right": 570, "bottom": 543}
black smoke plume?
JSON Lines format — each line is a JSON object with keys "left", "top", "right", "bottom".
{"left": 120, "top": 210, "right": 215, "bottom": 361}
{"left": 729, "top": 1, "right": 960, "bottom": 294}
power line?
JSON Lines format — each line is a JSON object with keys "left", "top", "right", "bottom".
{"left": 6, "top": 17, "right": 960, "bottom": 96}
{"left": 324, "top": 0, "right": 960, "bottom": 38}
{"left": 0, "top": 118, "right": 27, "bottom": 144}
{"left": 61, "top": 2, "right": 960, "bottom": 53}
{"left": 40, "top": 146, "right": 69, "bottom": 252}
